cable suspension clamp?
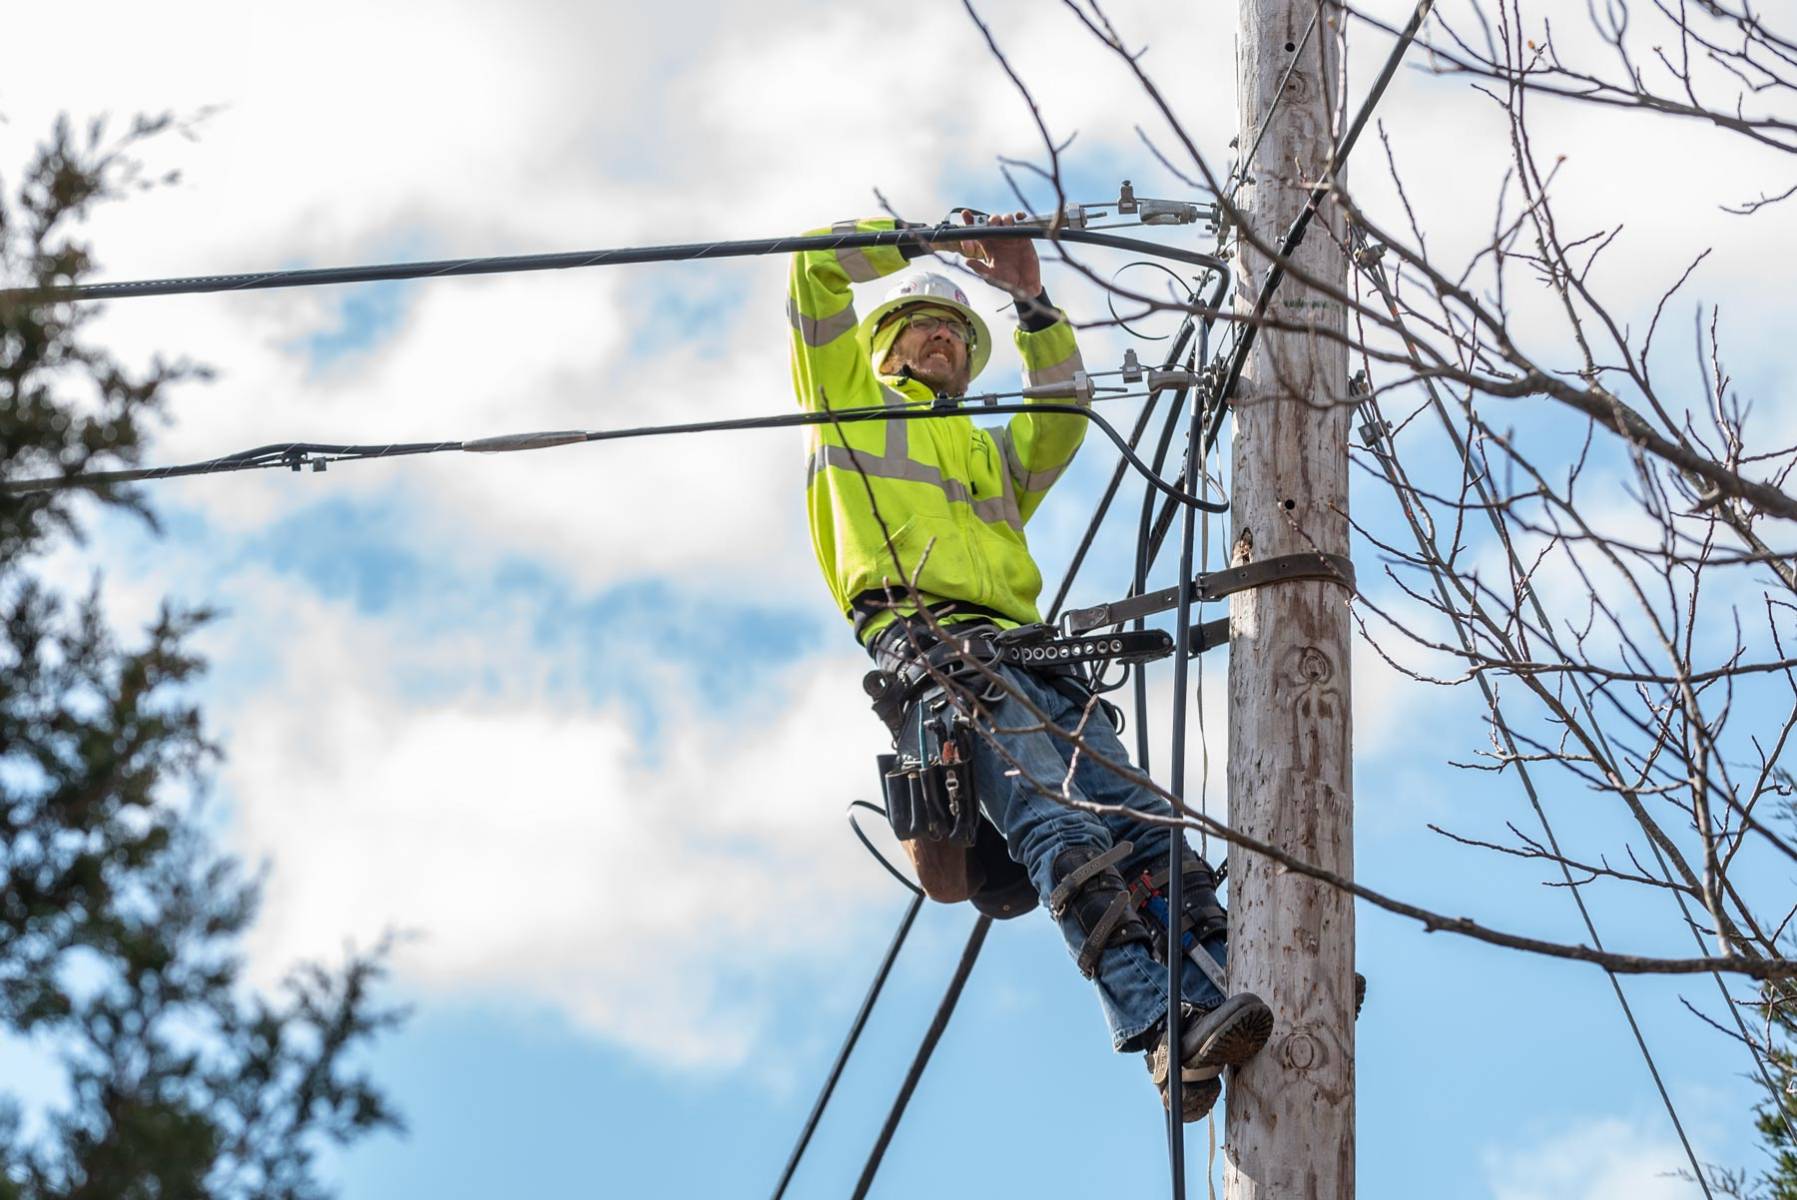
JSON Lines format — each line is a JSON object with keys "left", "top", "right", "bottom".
{"left": 951, "top": 180, "right": 1212, "bottom": 233}
{"left": 1019, "top": 371, "right": 1096, "bottom": 403}
{"left": 1062, "top": 552, "right": 1356, "bottom": 636}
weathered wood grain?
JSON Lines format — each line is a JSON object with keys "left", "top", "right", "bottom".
{"left": 1224, "top": 1, "right": 1357, "bottom": 1195}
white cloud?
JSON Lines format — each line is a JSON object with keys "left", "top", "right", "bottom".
{"left": 1483, "top": 1117, "right": 1704, "bottom": 1200}
{"left": 9, "top": 0, "right": 1792, "bottom": 1101}
{"left": 205, "top": 570, "right": 891, "bottom": 1068}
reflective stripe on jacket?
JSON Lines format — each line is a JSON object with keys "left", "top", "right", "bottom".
{"left": 787, "top": 216, "right": 1086, "bottom": 643}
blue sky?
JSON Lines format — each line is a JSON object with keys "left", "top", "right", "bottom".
{"left": 5, "top": 1, "right": 1795, "bottom": 1197}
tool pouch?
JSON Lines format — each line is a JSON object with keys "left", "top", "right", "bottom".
{"left": 866, "top": 668, "right": 983, "bottom": 903}
{"left": 885, "top": 703, "right": 980, "bottom": 848}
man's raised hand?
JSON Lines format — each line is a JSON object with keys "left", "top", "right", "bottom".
{"left": 959, "top": 209, "right": 1043, "bottom": 300}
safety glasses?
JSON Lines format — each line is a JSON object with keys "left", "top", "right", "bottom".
{"left": 905, "top": 312, "right": 972, "bottom": 343}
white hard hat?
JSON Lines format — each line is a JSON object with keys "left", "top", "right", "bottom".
{"left": 858, "top": 272, "right": 993, "bottom": 382}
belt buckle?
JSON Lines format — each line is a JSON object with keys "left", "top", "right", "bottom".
{"left": 993, "top": 622, "right": 1053, "bottom": 648}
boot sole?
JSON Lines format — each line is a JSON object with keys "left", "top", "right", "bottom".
{"left": 1181, "top": 992, "right": 1275, "bottom": 1072}
{"left": 1163, "top": 1076, "right": 1221, "bottom": 1123}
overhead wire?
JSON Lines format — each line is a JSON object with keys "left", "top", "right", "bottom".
{"left": 14, "top": 10, "right": 1602, "bottom": 1193}
{"left": 2, "top": 394, "right": 1233, "bottom": 516}
{"left": 0, "top": 225, "right": 1225, "bottom": 305}
{"left": 1124, "top": 0, "right": 1436, "bottom": 673}
{"left": 1199, "top": 0, "right": 1434, "bottom": 461}
{"left": 850, "top": 916, "right": 993, "bottom": 1200}
{"left": 768, "top": 806, "right": 924, "bottom": 1200}
{"left": 1224, "top": 1, "right": 1326, "bottom": 204}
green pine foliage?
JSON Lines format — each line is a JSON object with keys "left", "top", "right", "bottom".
{"left": 1, "top": 115, "right": 402, "bottom": 1200}
{"left": 1753, "top": 978, "right": 1797, "bottom": 1198}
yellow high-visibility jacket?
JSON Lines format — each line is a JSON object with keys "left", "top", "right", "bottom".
{"left": 787, "top": 217, "right": 1087, "bottom": 643}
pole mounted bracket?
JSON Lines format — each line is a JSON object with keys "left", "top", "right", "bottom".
{"left": 1061, "top": 552, "right": 1356, "bottom": 636}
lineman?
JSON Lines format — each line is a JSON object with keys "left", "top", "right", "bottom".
{"left": 785, "top": 212, "right": 1272, "bottom": 1119}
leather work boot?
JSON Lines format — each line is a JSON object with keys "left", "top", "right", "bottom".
{"left": 1145, "top": 992, "right": 1275, "bottom": 1122}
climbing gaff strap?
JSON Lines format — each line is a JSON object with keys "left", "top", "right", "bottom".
{"left": 1048, "top": 842, "right": 1155, "bottom": 978}
{"left": 1061, "top": 552, "right": 1356, "bottom": 636}
{"left": 1130, "top": 856, "right": 1230, "bottom": 995}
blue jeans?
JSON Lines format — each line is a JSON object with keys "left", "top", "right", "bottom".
{"left": 881, "top": 640, "right": 1227, "bottom": 1052}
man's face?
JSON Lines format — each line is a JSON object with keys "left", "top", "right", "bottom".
{"left": 881, "top": 306, "right": 972, "bottom": 397}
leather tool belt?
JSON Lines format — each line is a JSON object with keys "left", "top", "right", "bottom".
{"left": 861, "top": 609, "right": 1170, "bottom": 907}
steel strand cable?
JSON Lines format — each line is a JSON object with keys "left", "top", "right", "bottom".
{"left": 1199, "top": 0, "right": 1436, "bottom": 462}
{"left": 1347, "top": 224, "right": 1724, "bottom": 1175}
{"left": 0, "top": 226, "right": 1226, "bottom": 305}
{"left": 1134, "top": 0, "right": 1435, "bottom": 590}
{"left": 1224, "top": 0, "right": 1327, "bottom": 204}
{"left": 1111, "top": 0, "right": 1437, "bottom": 570}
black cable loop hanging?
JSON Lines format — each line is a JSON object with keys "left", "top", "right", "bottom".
{"left": 1103, "top": 259, "right": 1203, "bottom": 343}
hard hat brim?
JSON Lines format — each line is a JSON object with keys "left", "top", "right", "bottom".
{"left": 859, "top": 291, "right": 993, "bottom": 382}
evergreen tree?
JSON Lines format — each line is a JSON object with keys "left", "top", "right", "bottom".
{"left": 1751, "top": 959, "right": 1797, "bottom": 1197}
{"left": 0, "top": 114, "right": 401, "bottom": 1200}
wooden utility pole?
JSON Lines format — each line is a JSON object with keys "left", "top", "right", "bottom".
{"left": 1224, "top": 0, "right": 1356, "bottom": 1195}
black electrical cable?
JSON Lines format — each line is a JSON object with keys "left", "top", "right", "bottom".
{"left": 1199, "top": 0, "right": 1435, "bottom": 463}
{"left": 1226, "top": 1, "right": 1326, "bottom": 203}
{"left": 1131, "top": 0, "right": 1436, "bottom": 579}
{"left": 4, "top": 397, "right": 1232, "bottom": 513}
{"left": 1044, "top": 309, "right": 1200, "bottom": 625}
{"left": 1160, "top": 326, "right": 1211, "bottom": 1190}
{"left": 768, "top": 805, "right": 924, "bottom": 1200}
{"left": 845, "top": 801, "right": 926, "bottom": 897}
{"left": 850, "top": 915, "right": 992, "bottom": 1200}
{"left": 1132, "top": 357, "right": 1201, "bottom": 771}
{"left": 1151, "top": 264, "right": 1231, "bottom": 1192}
{"left": 1133, "top": 269, "right": 1230, "bottom": 775}
{"left": 0, "top": 225, "right": 1226, "bottom": 305}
